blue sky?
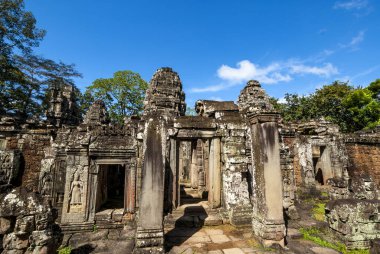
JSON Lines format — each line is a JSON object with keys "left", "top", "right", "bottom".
{"left": 25, "top": 0, "right": 380, "bottom": 107}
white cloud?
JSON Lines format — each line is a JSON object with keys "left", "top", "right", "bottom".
{"left": 351, "top": 31, "right": 365, "bottom": 45}
{"left": 333, "top": 0, "right": 368, "bottom": 10}
{"left": 191, "top": 83, "right": 230, "bottom": 93}
{"left": 217, "top": 60, "right": 291, "bottom": 85}
{"left": 289, "top": 63, "right": 338, "bottom": 77}
{"left": 339, "top": 30, "right": 365, "bottom": 50}
{"left": 190, "top": 59, "right": 339, "bottom": 93}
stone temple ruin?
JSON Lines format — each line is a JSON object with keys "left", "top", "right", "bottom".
{"left": 1, "top": 67, "right": 380, "bottom": 253}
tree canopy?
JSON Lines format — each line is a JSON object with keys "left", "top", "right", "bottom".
{"left": 84, "top": 70, "right": 148, "bottom": 123}
{"left": 0, "top": 0, "right": 81, "bottom": 118}
{"left": 275, "top": 80, "right": 380, "bottom": 132}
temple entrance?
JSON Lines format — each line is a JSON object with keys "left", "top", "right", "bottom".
{"left": 95, "top": 164, "right": 125, "bottom": 220}
{"left": 312, "top": 145, "right": 333, "bottom": 185}
{"left": 175, "top": 137, "right": 221, "bottom": 209}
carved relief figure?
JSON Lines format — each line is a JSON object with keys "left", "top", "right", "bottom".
{"left": 68, "top": 171, "right": 83, "bottom": 213}
{"left": 41, "top": 173, "right": 53, "bottom": 197}
{"left": 70, "top": 173, "right": 82, "bottom": 205}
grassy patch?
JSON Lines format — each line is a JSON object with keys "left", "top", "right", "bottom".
{"left": 58, "top": 246, "right": 72, "bottom": 254}
{"left": 300, "top": 227, "right": 369, "bottom": 254}
{"left": 321, "top": 191, "right": 329, "bottom": 198}
{"left": 312, "top": 203, "right": 326, "bottom": 221}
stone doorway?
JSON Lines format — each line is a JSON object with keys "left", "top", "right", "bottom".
{"left": 95, "top": 164, "right": 126, "bottom": 222}
{"left": 312, "top": 145, "right": 332, "bottom": 185}
{"left": 174, "top": 137, "right": 222, "bottom": 210}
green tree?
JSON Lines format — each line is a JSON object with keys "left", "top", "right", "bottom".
{"left": 368, "top": 79, "right": 380, "bottom": 101}
{"left": 0, "top": 0, "right": 81, "bottom": 118}
{"left": 85, "top": 70, "right": 148, "bottom": 123}
{"left": 280, "top": 93, "right": 315, "bottom": 123}
{"left": 275, "top": 80, "right": 380, "bottom": 132}
{"left": 342, "top": 88, "right": 380, "bottom": 131}
{"left": 309, "top": 81, "right": 353, "bottom": 131}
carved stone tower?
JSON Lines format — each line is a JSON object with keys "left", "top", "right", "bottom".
{"left": 143, "top": 67, "right": 186, "bottom": 117}
{"left": 46, "top": 80, "right": 81, "bottom": 127}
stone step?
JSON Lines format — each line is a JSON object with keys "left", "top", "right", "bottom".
{"left": 164, "top": 206, "right": 223, "bottom": 229}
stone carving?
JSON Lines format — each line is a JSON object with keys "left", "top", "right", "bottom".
{"left": 143, "top": 67, "right": 186, "bottom": 117}
{"left": 83, "top": 100, "right": 109, "bottom": 126}
{"left": 237, "top": 80, "right": 276, "bottom": 117}
{"left": 326, "top": 199, "right": 380, "bottom": 249}
{"left": 46, "top": 81, "right": 81, "bottom": 127}
{"left": 0, "top": 150, "right": 20, "bottom": 186}
{"left": 69, "top": 172, "right": 83, "bottom": 212}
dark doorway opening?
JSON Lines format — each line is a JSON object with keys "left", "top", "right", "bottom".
{"left": 315, "top": 168, "right": 324, "bottom": 185}
{"left": 96, "top": 164, "right": 125, "bottom": 211}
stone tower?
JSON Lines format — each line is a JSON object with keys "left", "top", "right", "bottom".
{"left": 143, "top": 67, "right": 186, "bottom": 117}
{"left": 46, "top": 80, "right": 81, "bottom": 127}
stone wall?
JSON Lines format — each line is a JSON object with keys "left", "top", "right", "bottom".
{"left": 0, "top": 188, "right": 62, "bottom": 253}
{"left": 345, "top": 133, "right": 380, "bottom": 186}
{"left": 218, "top": 114, "right": 252, "bottom": 225}
{"left": 2, "top": 127, "right": 51, "bottom": 192}
{"left": 326, "top": 199, "right": 380, "bottom": 249}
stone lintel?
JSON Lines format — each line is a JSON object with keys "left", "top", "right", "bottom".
{"left": 248, "top": 113, "right": 280, "bottom": 124}
{"left": 177, "top": 129, "right": 216, "bottom": 138}
{"left": 174, "top": 116, "right": 216, "bottom": 129}
{"left": 89, "top": 150, "right": 135, "bottom": 158}
{"left": 93, "top": 158, "right": 129, "bottom": 165}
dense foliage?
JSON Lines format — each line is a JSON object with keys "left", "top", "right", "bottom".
{"left": 83, "top": 70, "right": 148, "bottom": 123}
{"left": 273, "top": 80, "right": 380, "bottom": 132}
{"left": 0, "top": 0, "right": 81, "bottom": 118}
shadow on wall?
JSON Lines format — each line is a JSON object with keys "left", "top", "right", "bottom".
{"left": 164, "top": 205, "right": 208, "bottom": 252}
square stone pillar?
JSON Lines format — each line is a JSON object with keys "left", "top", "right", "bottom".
{"left": 190, "top": 141, "right": 198, "bottom": 189}
{"left": 134, "top": 119, "right": 164, "bottom": 254}
{"left": 208, "top": 137, "right": 221, "bottom": 208}
{"left": 170, "top": 138, "right": 179, "bottom": 209}
{"left": 125, "top": 161, "right": 136, "bottom": 214}
{"left": 249, "top": 114, "right": 285, "bottom": 247}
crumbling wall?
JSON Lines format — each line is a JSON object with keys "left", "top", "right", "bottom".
{"left": 345, "top": 134, "right": 380, "bottom": 186}
{"left": 326, "top": 199, "right": 380, "bottom": 250}
{"left": 291, "top": 120, "right": 347, "bottom": 188}
{"left": 1, "top": 122, "right": 51, "bottom": 192}
{"left": 279, "top": 129, "right": 298, "bottom": 219}
{"left": 219, "top": 119, "right": 250, "bottom": 210}
{"left": 0, "top": 188, "right": 62, "bottom": 253}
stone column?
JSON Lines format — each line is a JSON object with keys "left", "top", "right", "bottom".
{"left": 178, "top": 141, "right": 184, "bottom": 183}
{"left": 125, "top": 161, "right": 136, "bottom": 214}
{"left": 208, "top": 137, "right": 221, "bottom": 208}
{"left": 170, "top": 138, "right": 178, "bottom": 209}
{"left": 190, "top": 141, "right": 198, "bottom": 189}
{"left": 87, "top": 162, "right": 98, "bottom": 222}
{"left": 135, "top": 119, "right": 164, "bottom": 254}
{"left": 250, "top": 114, "right": 285, "bottom": 247}
{"left": 197, "top": 139, "right": 206, "bottom": 196}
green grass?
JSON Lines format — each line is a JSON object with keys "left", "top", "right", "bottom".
{"left": 57, "top": 246, "right": 72, "bottom": 254}
{"left": 312, "top": 202, "right": 326, "bottom": 221}
{"left": 321, "top": 191, "right": 329, "bottom": 198}
{"left": 300, "top": 227, "right": 369, "bottom": 254}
